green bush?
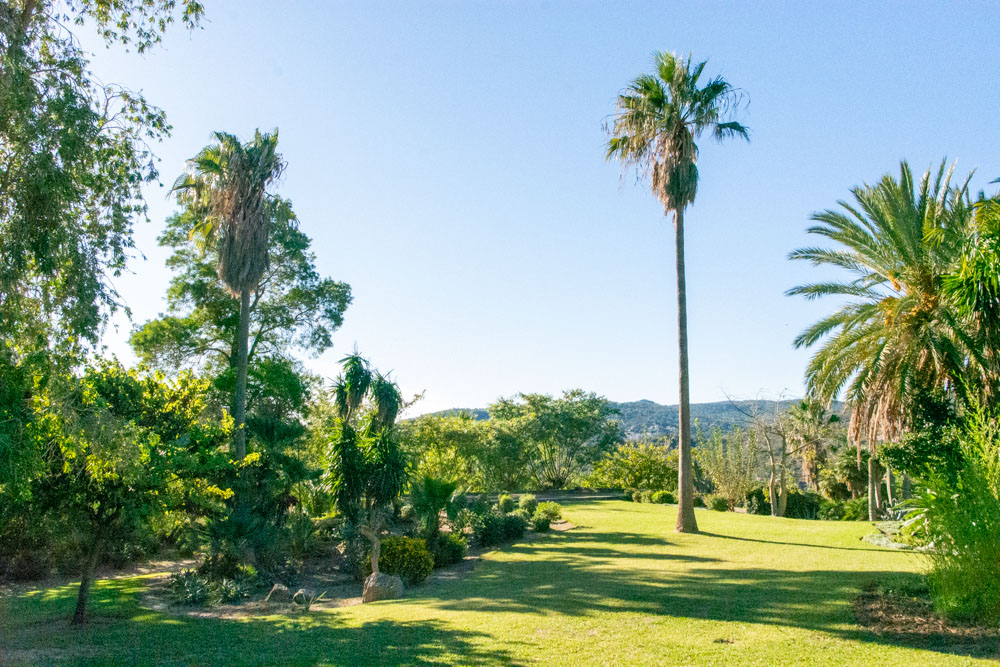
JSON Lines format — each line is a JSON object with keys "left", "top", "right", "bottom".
{"left": 624, "top": 488, "right": 638, "bottom": 501}
{"left": 650, "top": 490, "right": 675, "bottom": 504}
{"left": 744, "top": 487, "right": 771, "bottom": 515}
{"left": 474, "top": 510, "right": 506, "bottom": 546}
{"left": 639, "top": 490, "right": 654, "bottom": 503}
{"left": 692, "top": 495, "right": 706, "bottom": 508}
{"left": 518, "top": 494, "right": 538, "bottom": 516}
{"left": 512, "top": 509, "right": 531, "bottom": 523}
{"left": 450, "top": 508, "right": 481, "bottom": 536}
{"left": 431, "top": 532, "right": 467, "bottom": 568}
{"left": 841, "top": 497, "right": 869, "bottom": 521}
{"left": 169, "top": 570, "right": 216, "bottom": 606}
{"left": 501, "top": 513, "right": 528, "bottom": 541}
{"left": 535, "top": 501, "right": 562, "bottom": 521}
{"left": 707, "top": 495, "right": 730, "bottom": 512}
{"left": 370, "top": 536, "right": 434, "bottom": 586}
{"left": 818, "top": 499, "right": 845, "bottom": 521}
{"left": 783, "top": 490, "right": 822, "bottom": 520}
{"left": 497, "top": 494, "right": 515, "bottom": 514}
{"left": 631, "top": 489, "right": 643, "bottom": 503}
{"left": 906, "top": 408, "right": 1000, "bottom": 625}
{"left": 531, "top": 513, "right": 551, "bottom": 532}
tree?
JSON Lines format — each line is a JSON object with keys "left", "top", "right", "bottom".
{"left": 588, "top": 441, "right": 678, "bottom": 491}
{"left": 326, "top": 354, "right": 407, "bottom": 578}
{"left": 398, "top": 413, "right": 486, "bottom": 490}
{"left": 0, "top": 0, "right": 202, "bottom": 351}
{"left": 697, "top": 426, "right": 759, "bottom": 510}
{"left": 26, "top": 361, "right": 230, "bottom": 624}
{"left": 606, "top": 52, "right": 749, "bottom": 532}
{"left": 410, "top": 476, "right": 459, "bottom": 542}
{"left": 786, "top": 400, "right": 840, "bottom": 491}
{"left": 788, "top": 161, "right": 976, "bottom": 519}
{"left": 488, "top": 390, "right": 623, "bottom": 489}
{"left": 171, "top": 130, "right": 287, "bottom": 460}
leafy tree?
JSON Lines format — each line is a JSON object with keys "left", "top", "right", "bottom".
{"left": 398, "top": 413, "right": 486, "bottom": 490}
{"left": 788, "top": 161, "right": 976, "bottom": 519}
{"left": 171, "top": 130, "right": 286, "bottom": 460}
{"left": 606, "top": 52, "right": 749, "bottom": 532}
{"left": 0, "top": 0, "right": 202, "bottom": 350}
{"left": 26, "top": 361, "right": 230, "bottom": 624}
{"left": 325, "top": 354, "right": 407, "bottom": 577}
{"left": 488, "top": 390, "right": 623, "bottom": 489}
{"left": 697, "top": 427, "right": 759, "bottom": 510}
{"left": 786, "top": 400, "right": 840, "bottom": 491}
{"left": 588, "top": 441, "right": 678, "bottom": 491}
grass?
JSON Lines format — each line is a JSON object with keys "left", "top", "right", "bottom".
{"left": 1, "top": 500, "right": 995, "bottom": 665}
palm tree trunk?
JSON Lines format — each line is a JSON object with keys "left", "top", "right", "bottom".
{"left": 867, "top": 454, "right": 878, "bottom": 521}
{"left": 673, "top": 206, "right": 698, "bottom": 533}
{"left": 232, "top": 287, "right": 251, "bottom": 459}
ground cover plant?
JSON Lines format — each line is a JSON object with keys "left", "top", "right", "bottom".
{"left": 3, "top": 500, "right": 995, "bottom": 665}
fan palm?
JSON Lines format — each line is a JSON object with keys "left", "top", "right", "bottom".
{"left": 606, "top": 52, "right": 749, "bottom": 532}
{"left": 172, "top": 130, "right": 285, "bottom": 459}
{"left": 788, "top": 161, "right": 978, "bottom": 518}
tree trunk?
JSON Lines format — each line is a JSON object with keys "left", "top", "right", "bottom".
{"left": 673, "top": 206, "right": 698, "bottom": 534}
{"left": 72, "top": 537, "right": 103, "bottom": 625}
{"left": 902, "top": 473, "right": 912, "bottom": 500}
{"left": 768, "top": 468, "right": 779, "bottom": 517}
{"left": 885, "top": 468, "right": 896, "bottom": 508}
{"left": 867, "top": 454, "right": 878, "bottom": 521}
{"left": 232, "top": 288, "right": 251, "bottom": 459}
{"left": 777, "top": 463, "right": 788, "bottom": 517}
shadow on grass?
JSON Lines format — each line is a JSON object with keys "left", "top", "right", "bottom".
{"left": 698, "top": 531, "right": 890, "bottom": 553}
{"left": 3, "top": 578, "right": 521, "bottom": 666}
{"left": 420, "top": 531, "right": 993, "bottom": 660}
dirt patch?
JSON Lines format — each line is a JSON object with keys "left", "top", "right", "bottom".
{"left": 854, "top": 590, "right": 1000, "bottom": 659}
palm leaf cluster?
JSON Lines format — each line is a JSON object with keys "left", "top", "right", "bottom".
{"left": 606, "top": 51, "right": 748, "bottom": 214}
{"left": 172, "top": 130, "right": 285, "bottom": 296}
{"left": 789, "top": 161, "right": 982, "bottom": 446}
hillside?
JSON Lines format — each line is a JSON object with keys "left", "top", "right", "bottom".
{"left": 425, "top": 399, "right": 833, "bottom": 439}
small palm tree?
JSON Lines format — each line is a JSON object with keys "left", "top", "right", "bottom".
{"left": 788, "top": 161, "right": 977, "bottom": 518}
{"left": 606, "top": 52, "right": 749, "bottom": 532}
{"left": 172, "top": 130, "right": 285, "bottom": 459}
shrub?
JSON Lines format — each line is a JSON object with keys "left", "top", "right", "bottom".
{"left": 818, "top": 499, "right": 845, "bottom": 521}
{"left": 531, "top": 513, "right": 551, "bottom": 532}
{"left": 431, "top": 532, "right": 467, "bottom": 568}
{"left": 169, "top": 570, "right": 216, "bottom": 606}
{"left": 474, "top": 510, "right": 506, "bottom": 547}
{"left": 535, "top": 501, "right": 562, "bottom": 521}
{"left": 692, "top": 495, "right": 706, "bottom": 508}
{"left": 744, "top": 487, "right": 771, "bottom": 515}
{"left": 588, "top": 441, "right": 678, "bottom": 491}
{"left": 497, "top": 494, "right": 515, "bottom": 514}
{"left": 501, "top": 512, "right": 528, "bottom": 541}
{"left": 217, "top": 578, "right": 251, "bottom": 604}
{"left": 906, "top": 408, "right": 1000, "bottom": 625}
{"left": 841, "top": 497, "right": 869, "bottom": 521}
{"left": 371, "top": 536, "right": 434, "bottom": 586}
{"left": 707, "top": 495, "right": 730, "bottom": 512}
{"left": 450, "top": 508, "right": 481, "bottom": 536}
{"left": 631, "top": 489, "right": 644, "bottom": 503}
{"left": 623, "top": 488, "right": 638, "bottom": 501}
{"left": 639, "top": 490, "right": 654, "bottom": 503}
{"left": 518, "top": 494, "right": 538, "bottom": 516}
{"left": 783, "top": 490, "right": 822, "bottom": 520}
{"left": 650, "top": 490, "right": 675, "bottom": 504}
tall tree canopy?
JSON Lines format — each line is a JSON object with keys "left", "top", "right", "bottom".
{"left": 606, "top": 51, "right": 748, "bottom": 532}
{"left": 0, "top": 0, "right": 203, "bottom": 350}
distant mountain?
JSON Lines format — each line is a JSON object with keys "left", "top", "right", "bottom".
{"left": 423, "top": 399, "right": 842, "bottom": 440}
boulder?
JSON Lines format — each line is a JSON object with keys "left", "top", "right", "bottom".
{"left": 362, "top": 572, "right": 404, "bottom": 603}
{"left": 266, "top": 583, "right": 291, "bottom": 603}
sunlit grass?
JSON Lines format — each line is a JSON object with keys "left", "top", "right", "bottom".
{"left": 1, "top": 501, "right": 991, "bottom": 665}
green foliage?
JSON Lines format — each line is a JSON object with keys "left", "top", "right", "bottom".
{"left": 410, "top": 476, "right": 459, "bottom": 539}
{"left": 534, "top": 502, "right": 562, "bottom": 522}
{"left": 707, "top": 495, "right": 730, "bottom": 512}
{"left": 169, "top": 570, "right": 216, "bottom": 606}
{"left": 744, "top": 487, "right": 771, "bottom": 516}
{"left": 488, "top": 390, "right": 623, "bottom": 489}
{"left": 631, "top": 489, "right": 643, "bottom": 503}
{"left": 517, "top": 494, "right": 538, "bottom": 516}
{"left": 697, "top": 426, "right": 759, "bottom": 512}
{"left": 818, "top": 497, "right": 869, "bottom": 521}
{"left": 431, "top": 532, "right": 468, "bottom": 568}
{"left": 640, "top": 490, "right": 654, "bottom": 503}
{"left": 588, "top": 441, "right": 678, "bottom": 491}
{"left": 878, "top": 390, "right": 963, "bottom": 481}
{"left": 497, "top": 494, "right": 515, "bottom": 514}
{"left": 0, "top": 1, "right": 200, "bottom": 350}
{"left": 692, "top": 495, "right": 706, "bottom": 509}
{"left": 904, "top": 406, "right": 1000, "bottom": 624}
{"left": 651, "top": 490, "right": 675, "bottom": 504}
{"left": 782, "top": 490, "right": 821, "bottom": 520}
{"left": 473, "top": 509, "right": 526, "bottom": 547}
{"left": 369, "top": 537, "right": 434, "bottom": 586}
{"left": 530, "top": 513, "right": 551, "bottom": 532}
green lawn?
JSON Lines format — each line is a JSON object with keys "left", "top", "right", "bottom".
{"left": 1, "top": 501, "right": 992, "bottom": 665}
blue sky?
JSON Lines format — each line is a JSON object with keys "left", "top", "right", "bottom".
{"left": 84, "top": 1, "right": 1000, "bottom": 415}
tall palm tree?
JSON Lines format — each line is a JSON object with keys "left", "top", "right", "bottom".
{"left": 788, "top": 161, "right": 978, "bottom": 518}
{"left": 172, "top": 130, "right": 285, "bottom": 459}
{"left": 606, "top": 52, "right": 749, "bottom": 532}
